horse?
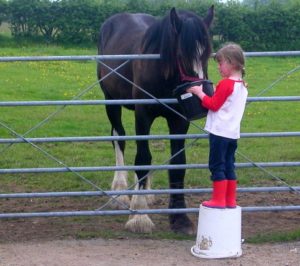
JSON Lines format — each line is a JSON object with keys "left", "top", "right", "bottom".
{"left": 97, "top": 6, "right": 214, "bottom": 235}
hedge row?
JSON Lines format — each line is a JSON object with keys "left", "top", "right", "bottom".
{"left": 0, "top": 0, "right": 300, "bottom": 51}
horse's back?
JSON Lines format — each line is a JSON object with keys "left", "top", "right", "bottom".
{"left": 99, "top": 13, "right": 155, "bottom": 55}
{"left": 98, "top": 13, "right": 156, "bottom": 101}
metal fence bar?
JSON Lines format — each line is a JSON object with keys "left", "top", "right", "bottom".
{"left": 1, "top": 186, "right": 299, "bottom": 199}
{"left": 1, "top": 51, "right": 300, "bottom": 63}
{"left": 1, "top": 52, "right": 299, "bottom": 219}
{"left": 1, "top": 205, "right": 300, "bottom": 219}
{"left": 1, "top": 132, "right": 299, "bottom": 144}
{"left": 1, "top": 96, "right": 300, "bottom": 107}
{"left": 0, "top": 54, "right": 161, "bottom": 62}
{"left": 244, "top": 51, "right": 300, "bottom": 57}
{"left": 1, "top": 162, "right": 300, "bottom": 175}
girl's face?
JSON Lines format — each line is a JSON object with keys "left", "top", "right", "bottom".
{"left": 217, "top": 59, "right": 235, "bottom": 78}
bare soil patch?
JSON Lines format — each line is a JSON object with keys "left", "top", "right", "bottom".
{"left": 0, "top": 239, "right": 299, "bottom": 266}
{"left": 1, "top": 191, "right": 299, "bottom": 242}
{"left": 0, "top": 191, "right": 299, "bottom": 265}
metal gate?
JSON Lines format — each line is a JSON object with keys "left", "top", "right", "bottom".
{"left": 0, "top": 52, "right": 300, "bottom": 219}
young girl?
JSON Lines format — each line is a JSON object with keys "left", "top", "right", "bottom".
{"left": 187, "top": 43, "right": 248, "bottom": 208}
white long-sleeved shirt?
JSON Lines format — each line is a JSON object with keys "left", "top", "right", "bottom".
{"left": 202, "top": 78, "right": 248, "bottom": 139}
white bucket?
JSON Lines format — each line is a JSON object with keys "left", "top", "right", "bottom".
{"left": 191, "top": 205, "right": 242, "bottom": 259}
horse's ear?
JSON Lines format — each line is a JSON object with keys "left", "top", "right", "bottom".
{"left": 170, "top": 7, "right": 182, "bottom": 34}
{"left": 203, "top": 5, "right": 214, "bottom": 28}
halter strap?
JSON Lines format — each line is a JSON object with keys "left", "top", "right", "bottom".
{"left": 177, "top": 60, "right": 202, "bottom": 82}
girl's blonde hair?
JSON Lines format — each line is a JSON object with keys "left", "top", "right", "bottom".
{"left": 214, "top": 43, "right": 245, "bottom": 77}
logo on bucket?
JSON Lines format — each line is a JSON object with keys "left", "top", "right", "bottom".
{"left": 199, "top": 236, "right": 213, "bottom": 250}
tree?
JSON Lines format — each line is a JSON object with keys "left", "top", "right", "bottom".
{"left": 242, "top": 0, "right": 300, "bottom": 8}
{"left": 0, "top": 0, "right": 7, "bottom": 26}
{"left": 214, "top": 2, "right": 257, "bottom": 49}
{"left": 31, "top": 0, "right": 61, "bottom": 42}
{"left": 8, "top": 0, "right": 40, "bottom": 36}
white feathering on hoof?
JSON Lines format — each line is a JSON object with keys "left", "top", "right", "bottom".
{"left": 110, "top": 169, "right": 130, "bottom": 209}
{"left": 125, "top": 195, "right": 155, "bottom": 233}
{"left": 125, "top": 178, "right": 155, "bottom": 233}
{"left": 110, "top": 194, "right": 130, "bottom": 209}
{"left": 110, "top": 129, "right": 130, "bottom": 209}
{"left": 125, "top": 213, "right": 155, "bottom": 233}
{"left": 146, "top": 173, "right": 155, "bottom": 205}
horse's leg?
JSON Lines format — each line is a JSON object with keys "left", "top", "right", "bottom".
{"left": 167, "top": 118, "right": 195, "bottom": 235}
{"left": 125, "top": 109, "right": 155, "bottom": 233}
{"left": 105, "top": 103, "right": 130, "bottom": 209}
{"left": 145, "top": 172, "right": 155, "bottom": 205}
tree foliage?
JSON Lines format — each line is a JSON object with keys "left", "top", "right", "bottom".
{"left": 2, "top": 0, "right": 300, "bottom": 50}
{"left": 0, "top": 0, "right": 7, "bottom": 26}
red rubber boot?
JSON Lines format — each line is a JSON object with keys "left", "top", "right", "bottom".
{"left": 202, "top": 180, "right": 227, "bottom": 209}
{"left": 226, "top": 180, "right": 237, "bottom": 208}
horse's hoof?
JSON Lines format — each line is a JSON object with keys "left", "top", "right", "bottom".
{"left": 170, "top": 214, "right": 196, "bottom": 235}
{"left": 109, "top": 195, "right": 130, "bottom": 210}
{"left": 125, "top": 214, "right": 155, "bottom": 233}
{"left": 146, "top": 194, "right": 156, "bottom": 206}
{"left": 171, "top": 222, "right": 196, "bottom": 235}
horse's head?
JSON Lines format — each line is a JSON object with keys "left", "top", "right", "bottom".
{"left": 160, "top": 6, "right": 214, "bottom": 81}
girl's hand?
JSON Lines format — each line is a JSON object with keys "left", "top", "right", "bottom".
{"left": 187, "top": 85, "right": 206, "bottom": 100}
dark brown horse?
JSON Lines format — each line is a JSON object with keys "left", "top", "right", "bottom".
{"left": 97, "top": 6, "right": 214, "bottom": 234}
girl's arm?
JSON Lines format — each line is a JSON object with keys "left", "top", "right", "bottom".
{"left": 188, "top": 79, "right": 234, "bottom": 112}
{"left": 201, "top": 80, "right": 233, "bottom": 111}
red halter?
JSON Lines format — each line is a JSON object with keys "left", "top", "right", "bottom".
{"left": 177, "top": 60, "right": 202, "bottom": 82}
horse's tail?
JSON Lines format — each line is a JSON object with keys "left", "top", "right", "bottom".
{"left": 98, "top": 20, "right": 113, "bottom": 55}
{"left": 97, "top": 27, "right": 103, "bottom": 80}
{"left": 97, "top": 19, "right": 114, "bottom": 81}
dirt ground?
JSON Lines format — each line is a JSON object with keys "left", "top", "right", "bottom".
{"left": 0, "top": 239, "right": 299, "bottom": 266}
{"left": 0, "top": 191, "right": 299, "bottom": 265}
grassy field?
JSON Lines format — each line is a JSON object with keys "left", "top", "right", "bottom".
{"left": 0, "top": 45, "right": 299, "bottom": 192}
{"left": 0, "top": 44, "right": 299, "bottom": 243}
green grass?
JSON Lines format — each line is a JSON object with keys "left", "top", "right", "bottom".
{"left": 0, "top": 45, "right": 300, "bottom": 191}
{"left": 75, "top": 227, "right": 194, "bottom": 241}
{"left": 247, "top": 229, "right": 300, "bottom": 244}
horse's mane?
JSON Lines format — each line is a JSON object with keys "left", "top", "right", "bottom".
{"left": 141, "top": 9, "right": 212, "bottom": 79}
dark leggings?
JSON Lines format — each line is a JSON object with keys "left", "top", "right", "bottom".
{"left": 208, "top": 133, "right": 237, "bottom": 181}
